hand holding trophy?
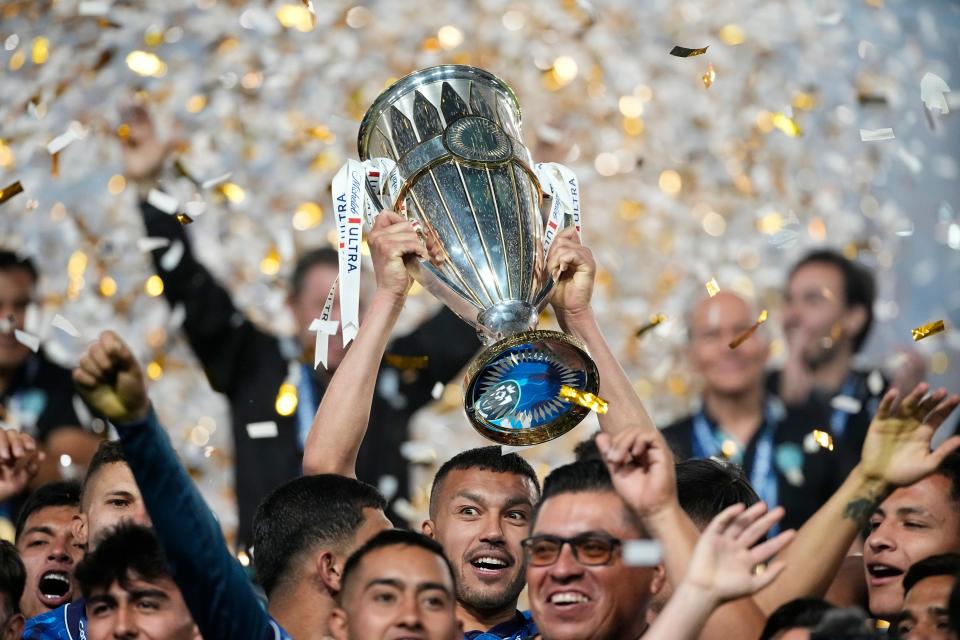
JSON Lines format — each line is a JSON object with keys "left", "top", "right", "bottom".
{"left": 333, "top": 65, "right": 599, "bottom": 445}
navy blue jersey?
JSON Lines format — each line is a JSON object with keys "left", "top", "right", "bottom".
{"left": 22, "top": 600, "right": 86, "bottom": 640}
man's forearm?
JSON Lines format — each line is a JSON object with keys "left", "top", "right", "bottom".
{"left": 302, "top": 289, "right": 405, "bottom": 477}
{"left": 558, "top": 309, "right": 655, "bottom": 435}
{"left": 646, "top": 582, "right": 718, "bottom": 640}
{"left": 753, "top": 464, "right": 887, "bottom": 614}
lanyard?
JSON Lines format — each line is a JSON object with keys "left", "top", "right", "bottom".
{"left": 691, "top": 398, "right": 781, "bottom": 514}
{"left": 295, "top": 362, "right": 318, "bottom": 451}
{"left": 829, "top": 375, "right": 861, "bottom": 440}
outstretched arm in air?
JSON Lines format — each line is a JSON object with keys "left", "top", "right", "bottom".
{"left": 545, "top": 228, "right": 655, "bottom": 436}
{"left": 302, "top": 211, "right": 425, "bottom": 477}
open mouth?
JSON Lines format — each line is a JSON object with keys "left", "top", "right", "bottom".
{"left": 548, "top": 591, "right": 591, "bottom": 607}
{"left": 866, "top": 563, "right": 904, "bottom": 585}
{"left": 38, "top": 571, "right": 72, "bottom": 605}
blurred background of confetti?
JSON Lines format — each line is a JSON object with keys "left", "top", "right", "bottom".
{"left": 1, "top": 0, "right": 958, "bottom": 539}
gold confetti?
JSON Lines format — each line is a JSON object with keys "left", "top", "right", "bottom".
{"left": 0, "top": 181, "right": 24, "bottom": 205}
{"left": 705, "top": 278, "right": 720, "bottom": 297}
{"left": 772, "top": 112, "right": 802, "bottom": 137}
{"left": 729, "top": 309, "right": 769, "bottom": 349}
{"left": 670, "top": 45, "right": 709, "bottom": 57}
{"left": 175, "top": 213, "right": 194, "bottom": 225}
{"left": 635, "top": 313, "right": 668, "bottom": 337}
{"left": 558, "top": 385, "right": 609, "bottom": 414}
{"left": 275, "top": 382, "right": 298, "bottom": 416}
{"left": 51, "top": 151, "right": 60, "bottom": 177}
{"left": 702, "top": 64, "right": 716, "bottom": 88}
{"left": 720, "top": 439, "right": 738, "bottom": 458}
{"left": 911, "top": 319, "right": 945, "bottom": 342}
{"left": 384, "top": 354, "right": 430, "bottom": 370}
{"left": 811, "top": 429, "right": 834, "bottom": 451}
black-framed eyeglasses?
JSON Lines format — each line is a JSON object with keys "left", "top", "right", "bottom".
{"left": 521, "top": 533, "right": 622, "bottom": 567}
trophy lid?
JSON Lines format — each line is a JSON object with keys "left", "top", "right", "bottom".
{"left": 357, "top": 65, "right": 522, "bottom": 161}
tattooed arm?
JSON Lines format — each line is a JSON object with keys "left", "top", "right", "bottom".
{"left": 753, "top": 383, "right": 960, "bottom": 614}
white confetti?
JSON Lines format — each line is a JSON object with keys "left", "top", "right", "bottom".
{"left": 51, "top": 314, "right": 81, "bottom": 337}
{"left": 137, "top": 237, "right": 171, "bottom": 253}
{"left": 830, "top": 395, "right": 863, "bottom": 414}
{"left": 400, "top": 441, "right": 437, "bottom": 464}
{"left": 47, "top": 128, "right": 80, "bottom": 154}
{"left": 245, "top": 421, "right": 279, "bottom": 439}
{"left": 920, "top": 72, "right": 950, "bottom": 114}
{"left": 147, "top": 189, "right": 179, "bottom": 215}
{"left": 14, "top": 329, "right": 40, "bottom": 352}
{"left": 378, "top": 475, "right": 399, "bottom": 502}
{"left": 623, "top": 540, "right": 662, "bottom": 566}
{"left": 78, "top": 0, "right": 111, "bottom": 15}
{"left": 867, "top": 370, "right": 884, "bottom": 396}
{"left": 431, "top": 381, "right": 444, "bottom": 400}
{"left": 201, "top": 172, "right": 232, "bottom": 189}
{"left": 859, "top": 128, "right": 895, "bottom": 142}
{"left": 160, "top": 239, "right": 184, "bottom": 271}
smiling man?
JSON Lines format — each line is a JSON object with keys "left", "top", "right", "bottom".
{"left": 330, "top": 529, "right": 462, "bottom": 640}
{"left": 864, "top": 452, "right": 960, "bottom": 620}
{"left": 525, "top": 459, "right": 664, "bottom": 640}
{"left": 423, "top": 447, "right": 540, "bottom": 637}
{"left": 13, "top": 482, "right": 84, "bottom": 619}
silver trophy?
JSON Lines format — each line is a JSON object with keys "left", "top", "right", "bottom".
{"left": 358, "top": 65, "right": 599, "bottom": 445}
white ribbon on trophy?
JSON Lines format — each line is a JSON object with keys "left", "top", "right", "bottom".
{"left": 332, "top": 159, "right": 366, "bottom": 347}
{"left": 535, "top": 162, "right": 582, "bottom": 255}
{"left": 310, "top": 276, "right": 340, "bottom": 370}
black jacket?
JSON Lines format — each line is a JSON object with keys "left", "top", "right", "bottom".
{"left": 140, "top": 201, "right": 480, "bottom": 546}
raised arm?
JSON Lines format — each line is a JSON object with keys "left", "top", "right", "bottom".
{"left": 72, "top": 331, "right": 281, "bottom": 640}
{"left": 122, "top": 106, "right": 263, "bottom": 395}
{"left": 545, "top": 228, "right": 655, "bottom": 435}
{"left": 597, "top": 427, "right": 772, "bottom": 640}
{"left": 753, "top": 383, "right": 960, "bottom": 614}
{"left": 646, "top": 502, "right": 793, "bottom": 640}
{"left": 302, "top": 211, "right": 425, "bottom": 477}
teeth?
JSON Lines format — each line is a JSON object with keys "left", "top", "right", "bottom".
{"left": 550, "top": 592, "right": 588, "bottom": 604}
{"left": 43, "top": 573, "right": 69, "bottom": 583}
{"left": 474, "top": 557, "right": 507, "bottom": 567}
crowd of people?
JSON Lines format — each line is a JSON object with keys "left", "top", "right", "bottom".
{"left": 0, "top": 109, "right": 958, "bottom": 640}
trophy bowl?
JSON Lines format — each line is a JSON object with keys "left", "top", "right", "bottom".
{"left": 358, "top": 64, "right": 599, "bottom": 445}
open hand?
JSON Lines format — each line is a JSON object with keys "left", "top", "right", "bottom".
{"left": 367, "top": 210, "right": 427, "bottom": 299}
{"left": 73, "top": 331, "right": 149, "bottom": 424}
{"left": 684, "top": 502, "right": 795, "bottom": 605}
{"left": 597, "top": 428, "right": 677, "bottom": 521}
{"left": 860, "top": 383, "right": 960, "bottom": 487}
{"left": 545, "top": 228, "right": 595, "bottom": 321}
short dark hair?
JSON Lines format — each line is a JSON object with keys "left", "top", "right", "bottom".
{"left": 677, "top": 459, "right": 760, "bottom": 529}
{"left": 81, "top": 441, "right": 127, "bottom": 509}
{"left": 0, "top": 250, "right": 38, "bottom": 283}
{"left": 339, "top": 529, "right": 454, "bottom": 603}
{"left": 789, "top": 249, "right": 876, "bottom": 352}
{"left": 902, "top": 553, "right": 960, "bottom": 595}
{"left": 808, "top": 608, "right": 875, "bottom": 639}
{"left": 15, "top": 481, "right": 81, "bottom": 542}
{"left": 430, "top": 446, "right": 541, "bottom": 516}
{"left": 0, "top": 541, "right": 25, "bottom": 618}
{"left": 290, "top": 247, "right": 338, "bottom": 298}
{"left": 535, "top": 459, "right": 642, "bottom": 534}
{"left": 572, "top": 433, "right": 601, "bottom": 462}
{"left": 760, "top": 598, "right": 836, "bottom": 640}
{"left": 75, "top": 524, "right": 169, "bottom": 599}
{"left": 252, "top": 474, "right": 386, "bottom": 598}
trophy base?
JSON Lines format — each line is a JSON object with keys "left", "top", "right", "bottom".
{"left": 464, "top": 330, "right": 600, "bottom": 446}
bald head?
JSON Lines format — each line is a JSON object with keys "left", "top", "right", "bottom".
{"left": 686, "top": 291, "right": 769, "bottom": 396}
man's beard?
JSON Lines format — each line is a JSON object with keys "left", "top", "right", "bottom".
{"left": 457, "top": 566, "right": 527, "bottom": 613}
